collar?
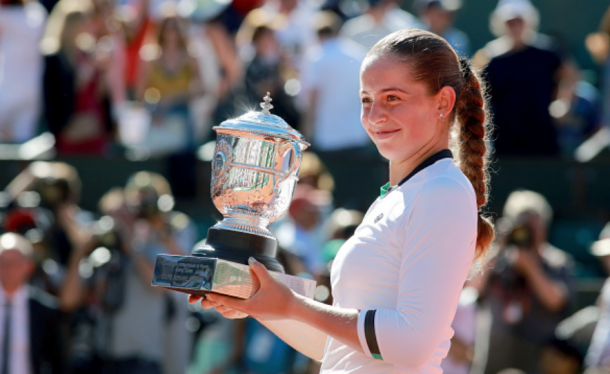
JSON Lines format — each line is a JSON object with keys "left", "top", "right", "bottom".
{"left": 379, "top": 149, "right": 453, "bottom": 198}
{"left": 0, "top": 285, "right": 29, "bottom": 307}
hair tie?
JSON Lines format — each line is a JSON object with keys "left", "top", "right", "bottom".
{"left": 458, "top": 55, "right": 473, "bottom": 81}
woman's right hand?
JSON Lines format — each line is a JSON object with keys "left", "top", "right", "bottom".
{"left": 188, "top": 294, "right": 250, "bottom": 319}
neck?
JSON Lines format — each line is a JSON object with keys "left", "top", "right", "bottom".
{"left": 389, "top": 136, "right": 449, "bottom": 185}
{"left": 1, "top": 285, "right": 21, "bottom": 299}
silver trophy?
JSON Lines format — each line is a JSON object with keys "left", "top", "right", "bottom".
{"left": 152, "top": 94, "right": 314, "bottom": 299}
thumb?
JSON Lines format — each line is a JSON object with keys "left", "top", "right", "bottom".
{"left": 248, "top": 257, "right": 274, "bottom": 289}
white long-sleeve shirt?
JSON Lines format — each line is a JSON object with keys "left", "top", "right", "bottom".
{"left": 320, "top": 151, "right": 477, "bottom": 373}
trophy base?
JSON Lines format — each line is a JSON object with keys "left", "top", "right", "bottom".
{"left": 151, "top": 228, "right": 311, "bottom": 299}
{"left": 191, "top": 227, "right": 284, "bottom": 273}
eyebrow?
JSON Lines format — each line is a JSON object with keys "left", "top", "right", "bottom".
{"left": 360, "top": 87, "right": 410, "bottom": 95}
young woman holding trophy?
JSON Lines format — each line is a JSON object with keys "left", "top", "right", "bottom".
{"left": 190, "top": 28, "right": 495, "bottom": 373}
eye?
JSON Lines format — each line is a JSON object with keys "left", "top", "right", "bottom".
{"left": 387, "top": 95, "right": 399, "bottom": 101}
{"left": 361, "top": 97, "right": 372, "bottom": 104}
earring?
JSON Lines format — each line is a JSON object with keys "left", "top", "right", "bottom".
{"left": 440, "top": 113, "right": 445, "bottom": 120}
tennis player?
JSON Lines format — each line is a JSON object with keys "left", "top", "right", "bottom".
{"left": 190, "top": 28, "right": 495, "bottom": 373}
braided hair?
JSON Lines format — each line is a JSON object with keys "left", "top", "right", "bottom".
{"left": 367, "top": 29, "right": 495, "bottom": 262}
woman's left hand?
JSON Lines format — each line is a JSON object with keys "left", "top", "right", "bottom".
{"left": 190, "top": 257, "right": 298, "bottom": 321}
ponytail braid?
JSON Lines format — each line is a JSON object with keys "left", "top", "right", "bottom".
{"left": 368, "top": 29, "right": 495, "bottom": 264}
{"left": 455, "top": 56, "right": 495, "bottom": 262}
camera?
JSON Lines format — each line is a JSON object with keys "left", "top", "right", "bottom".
{"left": 507, "top": 224, "right": 534, "bottom": 248}
{"left": 36, "top": 178, "right": 71, "bottom": 210}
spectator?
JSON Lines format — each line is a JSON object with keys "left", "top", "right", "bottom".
{"left": 473, "top": 0, "right": 577, "bottom": 157}
{"left": 585, "top": 5, "right": 610, "bottom": 130}
{"left": 476, "top": 189, "right": 575, "bottom": 374}
{"left": 42, "top": 0, "right": 115, "bottom": 155}
{"left": 243, "top": 24, "right": 299, "bottom": 126}
{"left": 300, "top": 11, "right": 369, "bottom": 152}
{"left": 60, "top": 172, "right": 196, "bottom": 374}
{"left": 136, "top": 8, "right": 204, "bottom": 156}
{"left": 585, "top": 222, "right": 610, "bottom": 368}
{"left": 300, "top": 12, "right": 375, "bottom": 208}
{"left": 339, "top": 0, "right": 421, "bottom": 51}
{"left": 539, "top": 337, "right": 583, "bottom": 374}
{"left": 414, "top": 0, "right": 470, "bottom": 56}
{"left": 274, "top": 184, "right": 330, "bottom": 275}
{"left": 0, "top": 232, "right": 65, "bottom": 374}
{"left": 0, "top": 0, "right": 47, "bottom": 144}
{"left": 441, "top": 287, "right": 478, "bottom": 374}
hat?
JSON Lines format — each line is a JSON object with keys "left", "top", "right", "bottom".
{"left": 591, "top": 222, "right": 610, "bottom": 257}
{"left": 489, "top": 0, "right": 539, "bottom": 36}
{"left": 415, "top": 0, "right": 462, "bottom": 13}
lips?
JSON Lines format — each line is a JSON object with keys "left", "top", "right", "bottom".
{"left": 373, "top": 129, "right": 400, "bottom": 140}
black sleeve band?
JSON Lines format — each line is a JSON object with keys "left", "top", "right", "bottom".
{"left": 364, "top": 310, "right": 382, "bottom": 359}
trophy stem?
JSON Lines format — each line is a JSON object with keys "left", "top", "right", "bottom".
{"left": 212, "top": 213, "right": 273, "bottom": 238}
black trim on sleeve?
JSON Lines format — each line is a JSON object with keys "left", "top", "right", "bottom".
{"left": 364, "top": 310, "right": 382, "bottom": 359}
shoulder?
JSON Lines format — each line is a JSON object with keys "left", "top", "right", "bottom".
{"left": 394, "top": 160, "right": 477, "bottom": 225}
{"left": 541, "top": 243, "right": 574, "bottom": 270}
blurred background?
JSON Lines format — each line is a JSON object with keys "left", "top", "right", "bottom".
{"left": 0, "top": 0, "right": 610, "bottom": 373}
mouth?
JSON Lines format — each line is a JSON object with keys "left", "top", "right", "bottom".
{"left": 373, "top": 129, "right": 400, "bottom": 140}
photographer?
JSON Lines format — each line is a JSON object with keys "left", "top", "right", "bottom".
{"left": 2, "top": 161, "right": 92, "bottom": 293}
{"left": 60, "top": 173, "right": 195, "bottom": 374}
{"left": 478, "top": 190, "right": 575, "bottom": 374}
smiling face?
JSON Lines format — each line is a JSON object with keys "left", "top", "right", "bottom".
{"left": 359, "top": 55, "right": 450, "bottom": 164}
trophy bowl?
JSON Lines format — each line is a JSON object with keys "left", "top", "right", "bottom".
{"left": 151, "top": 94, "right": 316, "bottom": 299}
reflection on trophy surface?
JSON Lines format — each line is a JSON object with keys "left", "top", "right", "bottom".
{"left": 152, "top": 94, "right": 316, "bottom": 299}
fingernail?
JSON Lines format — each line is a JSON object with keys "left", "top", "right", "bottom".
{"left": 248, "top": 257, "right": 257, "bottom": 264}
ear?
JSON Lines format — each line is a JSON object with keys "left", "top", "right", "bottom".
{"left": 437, "top": 86, "right": 457, "bottom": 118}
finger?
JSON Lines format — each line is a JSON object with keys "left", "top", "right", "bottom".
{"left": 218, "top": 308, "right": 249, "bottom": 319}
{"left": 206, "top": 293, "right": 244, "bottom": 310}
{"left": 189, "top": 294, "right": 202, "bottom": 304}
{"left": 248, "top": 257, "right": 274, "bottom": 287}
{"left": 200, "top": 299, "right": 216, "bottom": 310}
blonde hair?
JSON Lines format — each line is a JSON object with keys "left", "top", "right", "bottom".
{"left": 40, "top": 0, "right": 94, "bottom": 55}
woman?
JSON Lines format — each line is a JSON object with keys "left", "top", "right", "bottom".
{"left": 42, "top": 0, "right": 113, "bottom": 155}
{"left": 136, "top": 11, "right": 203, "bottom": 154}
{"left": 190, "top": 28, "right": 495, "bottom": 373}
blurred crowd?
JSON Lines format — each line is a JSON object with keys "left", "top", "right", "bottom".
{"left": 2, "top": 0, "right": 610, "bottom": 373}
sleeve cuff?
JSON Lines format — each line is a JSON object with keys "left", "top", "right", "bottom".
{"left": 357, "top": 310, "right": 372, "bottom": 357}
{"left": 357, "top": 310, "right": 383, "bottom": 360}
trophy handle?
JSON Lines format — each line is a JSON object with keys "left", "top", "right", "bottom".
{"left": 277, "top": 140, "right": 301, "bottom": 184}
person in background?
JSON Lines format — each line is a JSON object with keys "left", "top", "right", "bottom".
{"left": 0, "top": 232, "right": 65, "bottom": 374}
{"left": 539, "top": 337, "right": 583, "bottom": 374}
{"left": 477, "top": 189, "right": 575, "bottom": 374}
{"left": 473, "top": 0, "right": 577, "bottom": 158}
{"left": 585, "top": 222, "right": 610, "bottom": 368}
{"left": 586, "top": 5, "right": 610, "bottom": 130}
{"left": 243, "top": 23, "right": 299, "bottom": 126}
{"left": 61, "top": 172, "right": 195, "bottom": 374}
{"left": 300, "top": 11, "right": 369, "bottom": 152}
{"left": 415, "top": 0, "right": 470, "bottom": 57}
{"left": 136, "top": 8, "right": 203, "bottom": 156}
{"left": 274, "top": 184, "right": 330, "bottom": 275}
{"left": 339, "top": 0, "right": 421, "bottom": 52}
{"left": 299, "top": 11, "right": 373, "bottom": 208}
{"left": 42, "top": 0, "right": 115, "bottom": 155}
{"left": 0, "top": 0, "right": 47, "bottom": 144}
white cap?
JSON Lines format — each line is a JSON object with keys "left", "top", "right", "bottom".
{"left": 591, "top": 223, "right": 610, "bottom": 257}
{"left": 489, "top": 0, "right": 539, "bottom": 36}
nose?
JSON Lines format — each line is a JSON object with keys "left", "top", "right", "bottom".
{"left": 365, "top": 101, "right": 387, "bottom": 126}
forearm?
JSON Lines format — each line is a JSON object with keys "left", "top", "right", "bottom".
{"left": 288, "top": 294, "right": 361, "bottom": 357}
{"left": 523, "top": 266, "right": 568, "bottom": 312}
{"left": 59, "top": 252, "right": 86, "bottom": 311}
{"left": 258, "top": 315, "right": 330, "bottom": 360}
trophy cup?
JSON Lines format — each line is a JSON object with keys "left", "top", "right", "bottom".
{"left": 151, "top": 94, "right": 316, "bottom": 299}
